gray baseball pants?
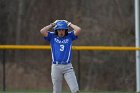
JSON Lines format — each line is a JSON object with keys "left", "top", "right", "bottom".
{"left": 51, "top": 63, "right": 79, "bottom": 93}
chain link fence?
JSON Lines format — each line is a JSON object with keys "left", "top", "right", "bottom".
{"left": 0, "top": 48, "right": 136, "bottom": 92}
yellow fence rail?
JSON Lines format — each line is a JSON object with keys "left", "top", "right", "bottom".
{"left": 0, "top": 45, "right": 140, "bottom": 50}
{"left": 0, "top": 45, "right": 139, "bottom": 91}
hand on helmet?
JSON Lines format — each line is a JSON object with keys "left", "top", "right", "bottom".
{"left": 62, "top": 20, "right": 71, "bottom": 26}
{"left": 51, "top": 20, "right": 61, "bottom": 26}
{"left": 52, "top": 20, "right": 71, "bottom": 26}
{"left": 54, "top": 20, "right": 61, "bottom": 24}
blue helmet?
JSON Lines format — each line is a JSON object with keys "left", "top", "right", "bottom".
{"left": 54, "top": 21, "right": 68, "bottom": 31}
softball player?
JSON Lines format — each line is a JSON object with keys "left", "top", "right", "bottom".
{"left": 40, "top": 20, "right": 81, "bottom": 93}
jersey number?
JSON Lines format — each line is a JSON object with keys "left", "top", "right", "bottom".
{"left": 60, "top": 45, "right": 64, "bottom": 51}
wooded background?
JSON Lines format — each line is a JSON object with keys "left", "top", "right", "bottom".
{"left": 0, "top": 0, "right": 136, "bottom": 92}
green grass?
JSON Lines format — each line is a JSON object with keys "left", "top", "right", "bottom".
{"left": 0, "top": 90, "right": 137, "bottom": 93}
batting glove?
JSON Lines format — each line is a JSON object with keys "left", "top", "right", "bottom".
{"left": 67, "top": 22, "right": 72, "bottom": 26}
{"left": 62, "top": 20, "right": 72, "bottom": 26}
{"left": 53, "top": 20, "right": 61, "bottom": 24}
{"left": 50, "top": 23, "right": 55, "bottom": 27}
{"left": 50, "top": 20, "right": 60, "bottom": 27}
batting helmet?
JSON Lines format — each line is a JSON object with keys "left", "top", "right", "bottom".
{"left": 54, "top": 21, "right": 68, "bottom": 31}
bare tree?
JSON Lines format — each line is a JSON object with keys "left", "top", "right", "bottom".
{"left": 16, "top": 0, "right": 25, "bottom": 44}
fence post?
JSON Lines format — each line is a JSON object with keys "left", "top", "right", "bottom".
{"left": 77, "top": 51, "right": 81, "bottom": 89}
{"left": 2, "top": 50, "right": 6, "bottom": 91}
{"left": 135, "top": 0, "right": 140, "bottom": 92}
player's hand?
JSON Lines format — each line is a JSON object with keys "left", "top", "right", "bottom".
{"left": 53, "top": 20, "right": 61, "bottom": 24}
{"left": 50, "top": 23, "right": 55, "bottom": 27}
{"left": 62, "top": 20, "right": 71, "bottom": 26}
{"left": 52, "top": 20, "right": 71, "bottom": 26}
{"left": 51, "top": 20, "right": 61, "bottom": 27}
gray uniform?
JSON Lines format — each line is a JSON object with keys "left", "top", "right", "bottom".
{"left": 51, "top": 63, "right": 79, "bottom": 93}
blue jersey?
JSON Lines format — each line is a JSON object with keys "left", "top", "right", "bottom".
{"left": 44, "top": 31, "right": 77, "bottom": 64}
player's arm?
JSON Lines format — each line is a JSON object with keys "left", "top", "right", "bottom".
{"left": 69, "top": 23, "right": 81, "bottom": 36}
{"left": 40, "top": 23, "right": 55, "bottom": 37}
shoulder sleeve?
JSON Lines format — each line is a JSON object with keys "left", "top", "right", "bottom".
{"left": 44, "top": 32, "right": 54, "bottom": 41}
{"left": 68, "top": 31, "right": 78, "bottom": 41}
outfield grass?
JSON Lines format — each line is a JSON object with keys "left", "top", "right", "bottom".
{"left": 0, "top": 90, "right": 137, "bottom": 93}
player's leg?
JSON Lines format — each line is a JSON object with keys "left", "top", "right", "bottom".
{"left": 64, "top": 69, "right": 79, "bottom": 93}
{"left": 64, "top": 64, "right": 79, "bottom": 93}
{"left": 51, "top": 64, "right": 63, "bottom": 93}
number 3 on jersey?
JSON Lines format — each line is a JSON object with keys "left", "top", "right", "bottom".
{"left": 60, "top": 45, "right": 64, "bottom": 51}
